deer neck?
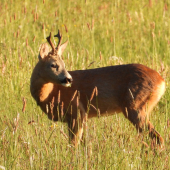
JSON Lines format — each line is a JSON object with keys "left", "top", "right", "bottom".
{"left": 30, "top": 75, "right": 54, "bottom": 105}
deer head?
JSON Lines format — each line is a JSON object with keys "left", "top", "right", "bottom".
{"left": 38, "top": 30, "right": 73, "bottom": 87}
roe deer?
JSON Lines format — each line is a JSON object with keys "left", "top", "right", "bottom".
{"left": 30, "top": 31, "right": 165, "bottom": 147}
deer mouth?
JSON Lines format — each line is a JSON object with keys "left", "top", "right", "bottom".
{"left": 62, "top": 83, "right": 72, "bottom": 87}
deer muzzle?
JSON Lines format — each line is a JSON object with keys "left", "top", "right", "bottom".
{"left": 61, "top": 75, "right": 73, "bottom": 87}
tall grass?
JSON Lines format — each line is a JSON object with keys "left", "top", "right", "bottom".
{"left": 0, "top": 0, "right": 170, "bottom": 169}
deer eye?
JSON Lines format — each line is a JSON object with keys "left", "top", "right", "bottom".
{"left": 51, "top": 64, "right": 56, "bottom": 68}
{"left": 51, "top": 64, "right": 59, "bottom": 70}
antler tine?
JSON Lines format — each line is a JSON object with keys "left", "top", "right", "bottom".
{"left": 46, "top": 32, "right": 55, "bottom": 53}
{"left": 54, "top": 30, "right": 63, "bottom": 49}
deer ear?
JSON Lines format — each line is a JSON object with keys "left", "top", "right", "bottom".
{"left": 57, "top": 40, "right": 68, "bottom": 56}
{"left": 39, "top": 43, "right": 50, "bottom": 60}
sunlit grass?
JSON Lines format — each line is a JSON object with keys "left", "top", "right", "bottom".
{"left": 0, "top": 0, "right": 170, "bottom": 169}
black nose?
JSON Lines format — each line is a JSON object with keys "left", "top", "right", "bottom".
{"left": 66, "top": 77, "right": 73, "bottom": 83}
{"left": 61, "top": 77, "right": 73, "bottom": 84}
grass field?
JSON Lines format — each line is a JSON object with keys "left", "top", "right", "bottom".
{"left": 0, "top": 0, "right": 170, "bottom": 169}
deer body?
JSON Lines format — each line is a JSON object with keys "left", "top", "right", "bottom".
{"left": 30, "top": 32, "right": 165, "bottom": 146}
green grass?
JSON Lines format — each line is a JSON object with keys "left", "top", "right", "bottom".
{"left": 0, "top": 0, "right": 170, "bottom": 169}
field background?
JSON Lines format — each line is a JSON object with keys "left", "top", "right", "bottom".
{"left": 0, "top": 0, "right": 170, "bottom": 169}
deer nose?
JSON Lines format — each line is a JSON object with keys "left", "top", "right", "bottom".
{"left": 61, "top": 77, "right": 73, "bottom": 84}
{"left": 66, "top": 77, "right": 73, "bottom": 83}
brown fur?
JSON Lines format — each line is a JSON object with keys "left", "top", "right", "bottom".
{"left": 31, "top": 57, "right": 165, "bottom": 146}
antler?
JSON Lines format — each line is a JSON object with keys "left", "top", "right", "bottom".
{"left": 54, "top": 30, "right": 63, "bottom": 50}
{"left": 46, "top": 32, "right": 55, "bottom": 53}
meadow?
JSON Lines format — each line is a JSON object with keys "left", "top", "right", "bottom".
{"left": 0, "top": 0, "right": 170, "bottom": 169}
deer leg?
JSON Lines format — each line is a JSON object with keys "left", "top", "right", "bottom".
{"left": 123, "top": 107, "right": 164, "bottom": 146}
{"left": 148, "top": 121, "right": 164, "bottom": 146}
{"left": 67, "top": 117, "right": 84, "bottom": 147}
{"left": 122, "top": 87, "right": 164, "bottom": 146}
{"left": 123, "top": 107, "right": 144, "bottom": 133}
